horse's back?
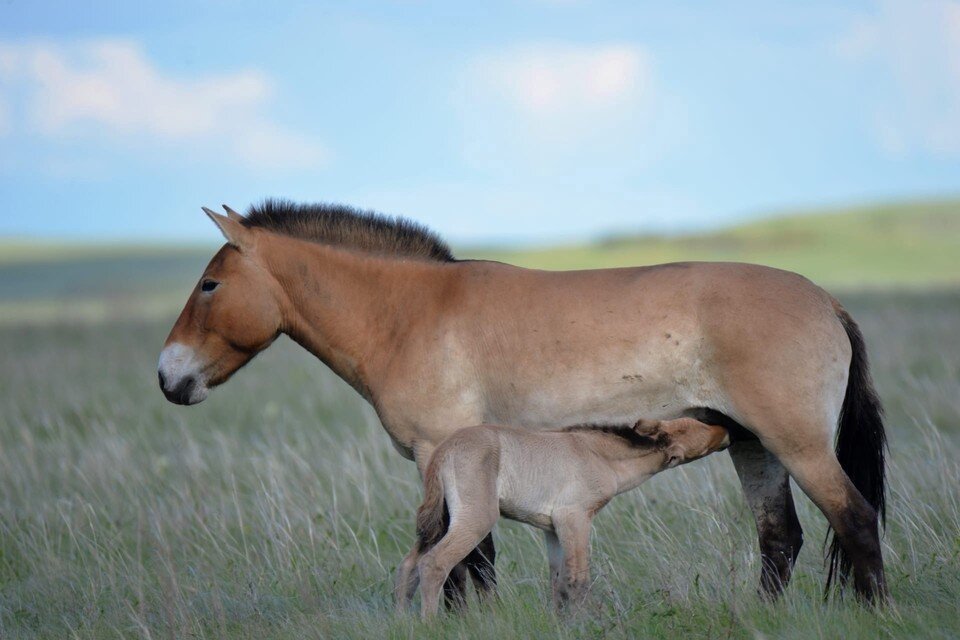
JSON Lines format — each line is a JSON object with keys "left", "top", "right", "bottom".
{"left": 444, "top": 261, "right": 847, "bottom": 427}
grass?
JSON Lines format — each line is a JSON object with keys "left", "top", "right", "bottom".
{"left": 1, "top": 289, "right": 959, "bottom": 639}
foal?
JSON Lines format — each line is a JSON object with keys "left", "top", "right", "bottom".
{"left": 395, "top": 417, "right": 730, "bottom": 618}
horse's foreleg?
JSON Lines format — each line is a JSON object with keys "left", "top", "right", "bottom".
{"left": 464, "top": 533, "right": 497, "bottom": 601}
{"left": 729, "top": 439, "right": 803, "bottom": 599}
{"left": 442, "top": 564, "right": 468, "bottom": 611}
{"left": 553, "top": 509, "right": 593, "bottom": 610}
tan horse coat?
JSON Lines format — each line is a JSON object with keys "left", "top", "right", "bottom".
{"left": 159, "top": 204, "right": 887, "bottom": 601}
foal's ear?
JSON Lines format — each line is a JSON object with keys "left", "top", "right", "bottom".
{"left": 203, "top": 206, "right": 251, "bottom": 250}
{"left": 664, "top": 442, "right": 685, "bottom": 468}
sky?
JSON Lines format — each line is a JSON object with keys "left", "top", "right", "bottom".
{"left": 1, "top": 0, "right": 959, "bottom": 245}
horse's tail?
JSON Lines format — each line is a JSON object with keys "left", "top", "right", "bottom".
{"left": 415, "top": 451, "right": 449, "bottom": 553}
{"left": 826, "top": 304, "right": 887, "bottom": 592}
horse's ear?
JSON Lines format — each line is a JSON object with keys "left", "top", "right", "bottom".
{"left": 222, "top": 204, "right": 245, "bottom": 222}
{"left": 203, "top": 206, "right": 251, "bottom": 250}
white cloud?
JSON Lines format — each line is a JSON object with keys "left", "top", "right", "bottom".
{"left": 466, "top": 43, "right": 652, "bottom": 133}
{"left": 457, "top": 42, "right": 671, "bottom": 170}
{"left": 479, "top": 44, "right": 650, "bottom": 116}
{"left": 836, "top": 0, "right": 960, "bottom": 155}
{"left": 0, "top": 39, "right": 328, "bottom": 170}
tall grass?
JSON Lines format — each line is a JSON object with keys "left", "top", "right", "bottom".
{"left": 1, "top": 291, "right": 958, "bottom": 639}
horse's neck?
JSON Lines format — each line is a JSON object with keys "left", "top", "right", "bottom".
{"left": 578, "top": 433, "right": 665, "bottom": 495}
{"left": 608, "top": 455, "right": 665, "bottom": 494}
{"left": 261, "top": 235, "right": 446, "bottom": 400}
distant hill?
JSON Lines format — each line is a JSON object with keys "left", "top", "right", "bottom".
{"left": 465, "top": 198, "right": 960, "bottom": 288}
{"left": 1, "top": 198, "right": 958, "bottom": 324}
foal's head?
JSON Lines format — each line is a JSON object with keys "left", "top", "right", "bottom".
{"left": 634, "top": 418, "right": 730, "bottom": 469}
{"left": 158, "top": 208, "right": 283, "bottom": 405}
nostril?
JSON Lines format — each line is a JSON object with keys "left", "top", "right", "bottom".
{"left": 177, "top": 376, "right": 196, "bottom": 403}
{"left": 158, "top": 370, "right": 166, "bottom": 390}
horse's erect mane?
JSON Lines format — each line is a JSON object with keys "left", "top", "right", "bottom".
{"left": 241, "top": 199, "right": 455, "bottom": 262}
{"left": 557, "top": 423, "right": 667, "bottom": 449}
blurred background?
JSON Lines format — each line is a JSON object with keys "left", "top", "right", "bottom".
{"left": 2, "top": 0, "right": 960, "bottom": 322}
{"left": 2, "top": 3, "right": 960, "bottom": 638}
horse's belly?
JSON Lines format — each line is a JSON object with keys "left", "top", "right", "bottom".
{"left": 488, "top": 354, "right": 719, "bottom": 428}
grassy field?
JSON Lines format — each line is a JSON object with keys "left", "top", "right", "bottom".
{"left": 1, "top": 292, "right": 959, "bottom": 639}
{"left": 1, "top": 201, "right": 959, "bottom": 638}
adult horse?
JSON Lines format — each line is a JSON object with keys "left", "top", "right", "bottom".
{"left": 158, "top": 201, "right": 887, "bottom": 603}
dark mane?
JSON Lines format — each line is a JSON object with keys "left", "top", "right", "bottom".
{"left": 557, "top": 423, "right": 667, "bottom": 449}
{"left": 241, "top": 199, "right": 454, "bottom": 262}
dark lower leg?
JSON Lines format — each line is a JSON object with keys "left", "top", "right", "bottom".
{"left": 780, "top": 451, "right": 888, "bottom": 603}
{"left": 756, "top": 490, "right": 803, "bottom": 597}
{"left": 442, "top": 563, "right": 468, "bottom": 611}
{"left": 729, "top": 440, "right": 804, "bottom": 599}
{"left": 829, "top": 494, "right": 887, "bottom": 602}
{"left": 464, "top": 533, "right": 497, "bottom": 600}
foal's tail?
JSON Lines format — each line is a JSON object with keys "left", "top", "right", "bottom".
{"left": 826, "top": 305, "right": 887, "bottom": 593}
{"left": 415, "top": 452, "right": 449, "bottom": 553}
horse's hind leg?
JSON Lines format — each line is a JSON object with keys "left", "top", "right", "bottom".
{"left": 419, "top": 513, "right": 498, "bottom": 618}
{"left": 729, "top": 439, "right": 803, "bottom": 599}
{"left": 464, "top": 533, "right": 497, "bottom": 601}
{"left": 773, "top": 442, "right": 887, "bottom": 601}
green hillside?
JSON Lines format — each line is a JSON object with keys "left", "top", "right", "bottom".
{"left": 1, "top": 198, "right": 958, "bottom": 324}
{"left": 467, "top": 198, "right": 960, "bottom": 287}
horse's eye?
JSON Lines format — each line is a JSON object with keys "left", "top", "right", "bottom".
{"left": 200, "top": 279, "right": 220, "bottom": 293}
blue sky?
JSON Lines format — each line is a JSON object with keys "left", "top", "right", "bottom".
{"left": 1, "top": 0, "right": 959, "bottom": 244}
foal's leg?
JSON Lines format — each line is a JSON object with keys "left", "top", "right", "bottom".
{"left": 414, "top": 444, "right": 490, "bottom": 609}
{"left": 394, "top": 547, "right": 421, "bottom": 612}
{"left": 417, "top": 455, "right": 500, "bottom": 619}
{"left": 419, "top": 513, "right": 498, "bottom": 618}
{"left": 544, "top": 530, "right": 565, "bottom": 609}
{"left": 553, "top": 509, "right": 593, "bottom": 609}
{"left": 729, "top": 439, "right": 803, "bottom": 599}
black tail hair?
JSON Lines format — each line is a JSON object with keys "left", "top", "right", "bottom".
{"left": 825, "top": 306, "right": 887, "bottom": 593}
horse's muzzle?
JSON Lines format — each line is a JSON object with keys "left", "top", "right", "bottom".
{"left": 158, "top": 343, "right": 209, "bottom": 405}
{"left": 159, "top": 370, "right": 196, "bottom": 405}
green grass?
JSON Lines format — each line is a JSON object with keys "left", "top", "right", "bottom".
{"left": 1, "top": 290, "right": 959, "bottom": 639}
